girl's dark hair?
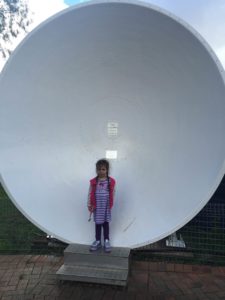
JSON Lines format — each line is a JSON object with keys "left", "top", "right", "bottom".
{"left": 96, "top": 159, "right": 110, "bottom": 191}
{"left": 96, "top": 159, "right": 110, "bottom": 174}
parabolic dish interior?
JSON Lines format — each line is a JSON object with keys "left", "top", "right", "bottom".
{"left": 0, "top": 0, "right": 225, "bottom": 248}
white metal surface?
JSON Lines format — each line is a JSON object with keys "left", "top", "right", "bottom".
{"left": 0, "top": 1, "right": 225, "bottom": 248}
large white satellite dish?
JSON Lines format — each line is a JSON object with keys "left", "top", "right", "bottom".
{"left": 0, "top": 0, "right": 225, "bottom": 248}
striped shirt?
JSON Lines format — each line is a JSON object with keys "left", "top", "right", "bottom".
{"left": 93, "top": 179, "right": 111, "bottom": 224}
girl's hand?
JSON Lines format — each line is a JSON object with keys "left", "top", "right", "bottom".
{"left": 88, "top": 205, "right": 94, "bottom": 212}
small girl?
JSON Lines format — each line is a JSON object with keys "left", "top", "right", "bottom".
{"left": 88, "top": 159, "right": 116, "bottom": 252}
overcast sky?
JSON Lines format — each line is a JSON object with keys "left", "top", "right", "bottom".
{"left": 28, "top": 0, "right": 225, "bottom": 69}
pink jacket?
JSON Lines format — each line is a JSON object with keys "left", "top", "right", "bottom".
{"left": 89, "top": 177, "right": 116, "bottom": 210}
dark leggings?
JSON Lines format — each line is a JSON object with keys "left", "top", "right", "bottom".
{"left": 95, "top": 222, "right": 109, "bottom": 241}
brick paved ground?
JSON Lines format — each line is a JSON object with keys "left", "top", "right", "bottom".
{"left": 0, "top": 255, "right": 225, "bottom": 299}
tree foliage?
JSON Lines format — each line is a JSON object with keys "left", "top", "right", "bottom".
{"left": 0, "top": 0, "right": 32, "bottom": 61}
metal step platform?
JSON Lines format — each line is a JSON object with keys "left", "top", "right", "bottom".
{"left": 56, "top": 243, "right": 131, "bottom": 286}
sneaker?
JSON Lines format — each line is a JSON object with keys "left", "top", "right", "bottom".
{"left": 90, "top": 240, "right": 101, "bottom": 251}
{"left": 104, "top": 239, "right": 111, "bottom": 253}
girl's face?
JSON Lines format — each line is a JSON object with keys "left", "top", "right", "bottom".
{"left": 97, "top": 165, "right": 108, "bottom": 178}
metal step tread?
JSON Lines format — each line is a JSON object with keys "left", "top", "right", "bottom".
{"left": 65, "top": 243, "right": 130, "bottom": 258}
{"left": 57, "top": 264, "right": 128, "bottom": 285}
{"left": 63, "top": 258, "right": 128, "bottom": 270}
